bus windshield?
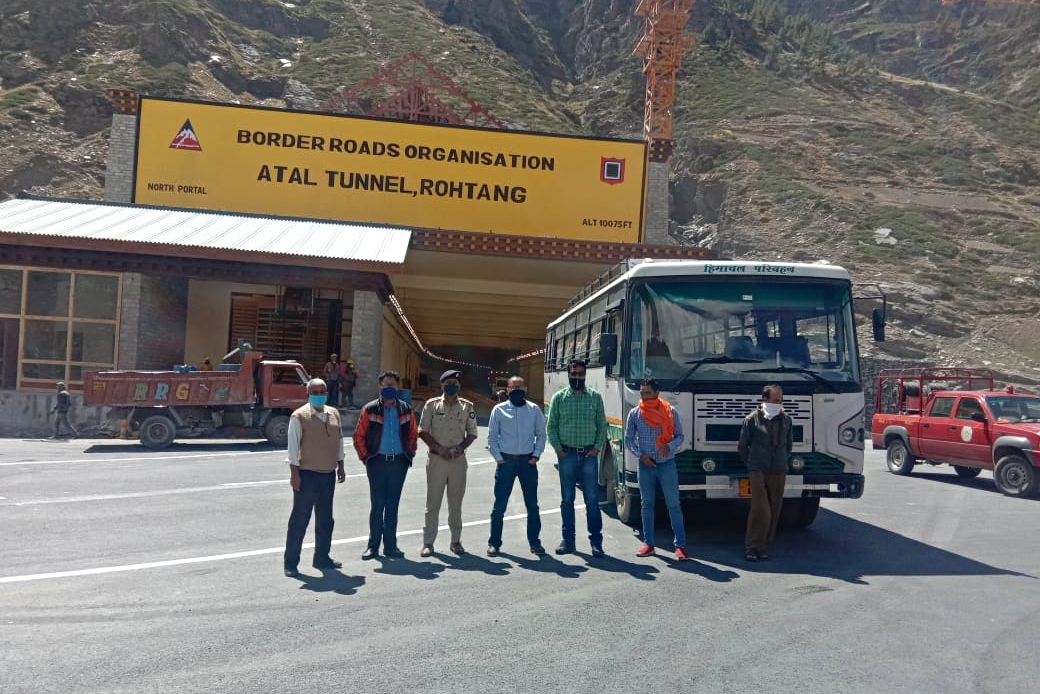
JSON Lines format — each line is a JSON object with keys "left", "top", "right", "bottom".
{"left": 627, "top": 278, "right": 860, "bottom": 389}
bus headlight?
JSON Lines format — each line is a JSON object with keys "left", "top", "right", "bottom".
{"left": 790, "top": 457, "right": 805, "bottom": 472}
{"left": 702, "top": 458, "right": 717, "bottom": 472}
{"left": 840, "top": 427, "right": 857, "bottom": 444}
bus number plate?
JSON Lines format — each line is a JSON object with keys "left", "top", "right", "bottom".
{"left": 739, "top": 478, "right": 752, "bottom": 497}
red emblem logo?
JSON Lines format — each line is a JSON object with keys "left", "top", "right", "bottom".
{"left": 169, "top": 119, "right": 202, "bottom": 151}
{"left": 600, "top": 157, "right": 625, "bottom": 185}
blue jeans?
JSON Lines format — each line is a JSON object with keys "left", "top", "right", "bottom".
{"left": 366, "top": 456, "right": 409, "bottom": 551}
{"left": 558, "top": 450, "right": 602, "bottom": 547}
{"left": 488, "top": 454, "right": 541, "bottom": 549}
{"left": 638, "top": 458, "right": 686, "bottom": 549}
{"left": 284, "top": 469, "right": 337, "bottom": 569}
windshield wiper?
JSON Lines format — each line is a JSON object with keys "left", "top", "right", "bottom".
{"left": 672, "top": 356, "right": 762, "bottom": 390}
{"left": 742, "top": 366, "right": 839, "bottom": 393}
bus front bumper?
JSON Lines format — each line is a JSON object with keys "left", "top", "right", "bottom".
{"left": 625, "top": 473, "right": 865, "bottom": 500}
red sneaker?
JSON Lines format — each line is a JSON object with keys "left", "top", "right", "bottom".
{"left": 636, "top": 544, "right": 655, "bottom": 557}
{"left": 675, "top": 547, "right": 688, "bottom": 561}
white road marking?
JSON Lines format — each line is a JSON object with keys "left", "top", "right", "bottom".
{"left": 0, "top": 506, "right": 580, "bottom": 584}
{"left": 0, "top": 450, "right": 271, "bottom": 467}
{"left": 0, "top": 458, "right": 499, "bottom": 505}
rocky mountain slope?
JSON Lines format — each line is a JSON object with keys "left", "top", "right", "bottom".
{"left": 1, "top": 0, "right": 1038, "bottom": 384}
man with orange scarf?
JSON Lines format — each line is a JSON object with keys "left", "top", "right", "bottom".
{"left": 624, "top": 378, "right": 688, "bottom": 560}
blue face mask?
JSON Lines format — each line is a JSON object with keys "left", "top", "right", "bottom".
{"left": 381, "top": 386, "right": 399, "bottom": 400}
{"left": 308, "top": 394, "right": 327, "bottom": 409}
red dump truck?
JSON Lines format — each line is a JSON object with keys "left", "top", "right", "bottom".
{"left": 83, "top": 350, "right": 310, "bottom": 449}
{"left": 871, "top": 367, "right": 1040, "bottom": 497}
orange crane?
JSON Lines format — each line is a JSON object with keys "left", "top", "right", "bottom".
{"left": 633, "top": 0, "right": 696, "bottom": 163}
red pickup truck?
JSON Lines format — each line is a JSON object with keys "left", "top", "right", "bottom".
{"left": 871, "top": 367, "right": 1040, "bottom": 497}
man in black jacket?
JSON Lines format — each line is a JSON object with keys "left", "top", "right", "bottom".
{"left": 51, "top": 382, "right": 78, "bottom": 439}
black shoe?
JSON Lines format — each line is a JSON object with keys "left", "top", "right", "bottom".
{"left": 312, "top": 557, "right": 342, "bottom": 569}
{"left": 590, "top": 544, "right": 606, "bottom": 558}
{"left": 530, "top": 544, "right": 546, "bottom": 555}
{"left": 555, "top": 542, "right": 576, "bottom": 555}
{"left": 384, "top": 547, "right": 404, "bottom": 558}
{"left": 362, "top": 547, "right": 378, "bottom": 560}
{"left": 284, "top": 566, "right": 299, "bottom": 577}
{"left": 486, "top": 546, "right": 500, "bottom": 557}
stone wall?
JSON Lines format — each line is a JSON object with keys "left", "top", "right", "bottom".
{"left": 0, "top": 389, "right": 105, "bottom": 438}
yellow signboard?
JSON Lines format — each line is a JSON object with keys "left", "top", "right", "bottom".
{"left": 133, "top": 98, "right": 647, "bottom": 242}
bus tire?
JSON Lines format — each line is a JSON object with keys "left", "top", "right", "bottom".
{"left": 615, "top": 484, "right": 641, "bottom": 527}
{"left": 779, "top": 496, "right": 820, "bottom": 528}
{"left": 139, "top": 415, "right": 176, "bottom": 449}
{"left": 886, "top": 439, "right": 915, "bottom": 475}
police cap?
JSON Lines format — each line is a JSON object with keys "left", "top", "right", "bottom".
{"left": 439, "top": 369, "right": 462, "bottom": 382}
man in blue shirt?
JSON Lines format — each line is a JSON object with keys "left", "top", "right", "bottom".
{"left": 486, "top": 376, "right": 547, "bottom": 556}
{"left": 353, "top": 370, "right": 419, "bottom": 560}
{"left": 624, "top": 378, "right": 688, "bottom": 560}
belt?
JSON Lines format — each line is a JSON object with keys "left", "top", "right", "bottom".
{"left": 502, "top": 452, "right": 534, "bottom": 458}
{"left": 373, "top": 453, "right": 406, "bottom": 461}
{"left": 561, "top": 444, "right": 596, "bottom": 454}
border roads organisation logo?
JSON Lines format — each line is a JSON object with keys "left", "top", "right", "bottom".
{"left": 169, "top": 119, "right": 202, "bottom": 151}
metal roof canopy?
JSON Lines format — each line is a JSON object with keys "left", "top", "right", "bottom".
{"left": 0, "top": 197, "right": 411, "bottom": 274}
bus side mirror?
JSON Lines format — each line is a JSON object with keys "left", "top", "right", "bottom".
{"left": 598, "top": 333, "right": 618, "bottom": 367}
{"left": 872, "top": 307, "right": 885, "bottom": 342}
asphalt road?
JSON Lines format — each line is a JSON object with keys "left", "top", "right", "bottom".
{"left": 2, "top": 429, "right": 1039, "bottom": 694}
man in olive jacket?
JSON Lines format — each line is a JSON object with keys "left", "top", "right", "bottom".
{"left": 737, "top": 384, "right": 793, "bottom": 561}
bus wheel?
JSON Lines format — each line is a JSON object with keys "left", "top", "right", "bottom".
{"left": 779, "top": 497, "right": 820, "bottom": 528}
{"left": 615, "top": 483, "right": 641, "bottom": 527}
{"left": 953, "top": 465, "right": 982, "bottom": 478}
{"left": 886, "top": 440, "right": 915, "bottom": 475}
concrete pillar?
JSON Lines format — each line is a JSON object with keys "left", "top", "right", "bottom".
{"left": 104, "top": 113, "right": 138, "bottom": 203}
{"left": 643, "top": 159, "right": 672, "bottom": 246}
{"left": 351, "top": 290, "right": 385, "bottom": 405}
{"left": 117, "top": 274, "right": 142, "bottom": 369}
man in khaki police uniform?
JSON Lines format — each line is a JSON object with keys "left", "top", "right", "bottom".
{"left": 418, "top": 369, "right": 478, "bottom": 556}
{"left": 283, "top": 377, "right": 345, "bottom": 577}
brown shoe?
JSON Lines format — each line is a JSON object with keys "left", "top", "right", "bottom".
{"left": 420, "top": 544, "right": 434, "bottom": 557}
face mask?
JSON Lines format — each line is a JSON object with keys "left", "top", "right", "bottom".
{"left": 508, "top": 390, "right": 527, "bottom": 406}
{"left": 443, "top": 384, "right": 460, "bottom": 396}
{"left": 569, "top": 377, "right": 585, "bottom": 390}
{"left": 308, "top": 394, "right": 328, "bottom": 409}
{"left": 381, "top": 386, "right": 399, "bottom": 400}
{"left": 762, "top": 402, "right": 783, "bottom": 419}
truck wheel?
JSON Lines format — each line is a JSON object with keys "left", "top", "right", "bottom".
{"left": 139, "top": 415, "right": 176, "bottom": 449}
{"left": 953, "top": 465, "right": 982, "bottom": 478}
{"left": 886, "top": 439, "right": 915, "bottom": 475}
{"left": 615, "top": 481, "right": 641, "bottom": 527}
{"left": 263, "top": 415, "right": 291, "bottom": 448}
{"left": 993, "top": 455, "right": 1038, "bottom": 498}
{"left": 779, "top": 497, "right": 821, "bottom": 528}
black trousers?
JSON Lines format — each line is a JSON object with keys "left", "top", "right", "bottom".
{"left": 284, "top": 469, "right": 337, "bottom": 570}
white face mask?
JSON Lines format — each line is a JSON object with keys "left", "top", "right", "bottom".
{"left": 761, "top": 402, "right": 783, "bottom": 419}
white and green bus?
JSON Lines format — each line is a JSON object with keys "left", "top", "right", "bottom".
{"left": 544, "top": 259, "right": 881, "bottom": 528}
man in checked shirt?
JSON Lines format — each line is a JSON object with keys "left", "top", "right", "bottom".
{"left": 624, "top": 378, "right": 688, "bottom": 561}
{"left": 546, "top": 359, "right": 607, "bottom": 558}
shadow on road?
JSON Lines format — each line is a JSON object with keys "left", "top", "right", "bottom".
{"left": 81, "top": 441, "right": 278, "bottom": 454}
{"left": 372, "top": 556, "right": 446, "bottom": 581}
{"left": 437, "top": 553, "right": 511, "bottom": 577}
{"left": 663, "top": 504, "right": 1036, "bottom": 585}
{"left": 905, "top": 469, "right": 1040, "bottom": 501}
{"left": 576, "top": 551, "right": 662, "bottom": 581}
{"left": 293, "top": 569, "right": 366, "bottom": 596}
{"left": 500, "top": 551, "right": 589, "bottom": 579}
